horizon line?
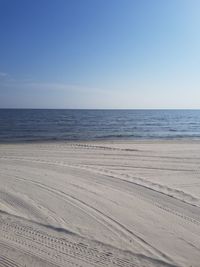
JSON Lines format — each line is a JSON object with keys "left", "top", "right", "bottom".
{"left": 0, "top": 108, "right": 200, "bottom": 110}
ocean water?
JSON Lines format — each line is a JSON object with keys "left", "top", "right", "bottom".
{"left": 0, "top": 109, "right": 200, "bottom": 142}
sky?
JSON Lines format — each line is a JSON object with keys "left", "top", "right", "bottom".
{"left": 0, "top": 0, "right": 200, "bottom": 109}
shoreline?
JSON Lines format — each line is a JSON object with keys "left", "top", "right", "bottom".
{"left": 1, "top": 137, "right": 200, "bottom": 144}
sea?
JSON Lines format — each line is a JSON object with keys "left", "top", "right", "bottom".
{"left": 0, "top": 109, "right": 200, "bottom": 142}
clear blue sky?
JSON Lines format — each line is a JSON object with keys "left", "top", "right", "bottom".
{"left": 0, "top": 0, "right": 199, "bottom": 109}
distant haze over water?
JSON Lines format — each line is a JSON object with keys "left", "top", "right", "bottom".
{"left": 0, "top": 109, "right": 200, "bottom": 142}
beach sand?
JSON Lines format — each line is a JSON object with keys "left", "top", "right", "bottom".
{"left": 0, "top": 140, "right": 200, "bottom": 266}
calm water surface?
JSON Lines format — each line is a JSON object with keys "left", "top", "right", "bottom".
{"left": 0, "top": 109, "right": 200, "bottom": 142}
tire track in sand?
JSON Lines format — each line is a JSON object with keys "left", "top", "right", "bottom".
{"left": 0, "top": 155, "right": 197, "bottom": 263}
{"left": 0, "top": 212, "right": 178, "bottom": 267}
{"left": 0, "top": 255, "right": 22, "bottom": 267}
{"left": 76, "top": 164, "right": 200, "bottom": 226}
{"left": 0, "top": 155, "right": 199, "bottom": 208}
{"left": 1, "top": 170, "right": 174, "bottom": 264}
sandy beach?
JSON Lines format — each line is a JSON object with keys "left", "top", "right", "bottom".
{"left": 0, "top": 140, "right": 200, "bottom": 267}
